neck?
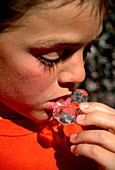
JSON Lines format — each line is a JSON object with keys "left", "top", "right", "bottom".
{"left": 0, "top": 102, "right": 26, "bottom": 120}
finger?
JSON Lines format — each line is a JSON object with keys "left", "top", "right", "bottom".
{"left": 70, "top": 130, "right": 115, "bottom": 153}
{"left": 70, "top": 143, "right": 115, "bottom": 170}
{"left": 76, "top": 104, "right": 115, "bottom": 132}
{"left": 79, "top": 102, "right": 115, "bottom": 114}
{"left": 76, "top": 111, "right": 115, "bottom": 132}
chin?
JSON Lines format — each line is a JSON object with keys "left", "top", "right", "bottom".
{"left": 30, "top": 109, "right": 53, "bottom": 123}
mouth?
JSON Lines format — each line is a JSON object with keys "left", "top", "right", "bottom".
{"left": 48, "top": 95, "right": 71, "bottom": 111}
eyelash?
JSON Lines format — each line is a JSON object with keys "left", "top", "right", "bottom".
{"left": 37, "top": 45, "right": 92, "bottom": 68}
{"left": 83, "top": 45, "right": 92, "bottom": 61}
{"left": 37, "top": 49, "right": 71, "bottom": 68}
{"left": 37, "top": 55, "right": 61, "bottom": 67}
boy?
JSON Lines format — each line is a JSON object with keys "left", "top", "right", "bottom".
{"left": 0, "top": 0, "right": 115, "bottom": 169}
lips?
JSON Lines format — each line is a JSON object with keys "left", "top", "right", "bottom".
{"left": 48, "top": 96, "right": 71, "bottom": 111}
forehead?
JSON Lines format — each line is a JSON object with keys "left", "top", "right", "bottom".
{"left": 6, "top": 1, "right": 103, "bottom": 48}
{"left": 22, "top": 1, "right": 102, "bottom": 40}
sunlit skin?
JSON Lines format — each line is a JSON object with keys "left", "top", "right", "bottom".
{"left": 0, "top": 1, "right": 115, "bottom": 169}
{"left": 0, "top": 2, "right": 102, "bottom": 121}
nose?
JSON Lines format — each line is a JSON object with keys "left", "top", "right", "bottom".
{"left": 58, "top": 53, "right": 85, "bottom": 84}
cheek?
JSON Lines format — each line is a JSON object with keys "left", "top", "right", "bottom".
{"left": 18, "top": 63, "right": 55, "bottom": 96}
{"left": 0, "top": 65, "right": 56, "bottom": 118}
{"left": 0, "top": 54, "right": 55, "bottom": 106}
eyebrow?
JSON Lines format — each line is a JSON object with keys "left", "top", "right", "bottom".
{"left": 29, "top": 38, "right": 82, "bottom": 49}
{"left": 28, "top": 30, "right": 103, "bottom": 49}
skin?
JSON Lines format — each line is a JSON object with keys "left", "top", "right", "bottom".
{"left": 70, "top": 102, "right": 115, "bottom": 170}
{"left": 0, "top": 1, "right": 102, "bottom": 121}
{"left": 0, "top": 1, "right": 115, "bottom": 169}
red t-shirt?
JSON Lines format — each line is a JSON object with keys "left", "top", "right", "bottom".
{"left": 0, "top": 118, "right": 99, "bottom": 170}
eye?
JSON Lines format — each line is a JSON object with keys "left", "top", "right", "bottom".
{"left": 36, "top": 50, "right": 64, "bottom": 67}
{"left": 35, "top": 49, "right": 72, "bottom": 68}
{"left": 37, "top": 54, "right": 61, "bottom": 67}
{"left": 83, "top": 44, "right": 92, "bottom": 61}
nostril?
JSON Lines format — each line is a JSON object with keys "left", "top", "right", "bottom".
{"left": 58, "top": 82, "right": 75, "bottom": 91}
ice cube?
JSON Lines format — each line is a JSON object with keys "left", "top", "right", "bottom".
{"left": 53, "top": 89, "right": 88, "bottom": 125}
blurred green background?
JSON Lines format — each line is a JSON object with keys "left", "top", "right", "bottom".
{"left": 77, "top": 3, "right": 115, "bottom": 108}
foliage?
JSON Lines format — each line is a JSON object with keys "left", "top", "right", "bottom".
{"left": 77, "top": 4, "right": 115, "bottom": 108}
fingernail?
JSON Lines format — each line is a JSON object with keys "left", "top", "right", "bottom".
{"left": 77, "top": 114, "right": 85, "bottom": 121}
{"left": 70, "top": 133, "right": 77, "bottom": 140}
{"left": 70, "top": 145, "right": 79, "bottom": 156}
{"left": 70, "top": 145, "right": 76, "bottom": 152}
{"left": 80, "top": 102, "right": 89, "bottom": 109}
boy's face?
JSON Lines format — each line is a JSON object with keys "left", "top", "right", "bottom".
{"left": 0, "top": 1, "right": 103, "bottom": 122}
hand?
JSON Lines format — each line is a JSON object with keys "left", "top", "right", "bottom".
{"left": 70, "top": 102, "right": 115, "bottom": 170}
